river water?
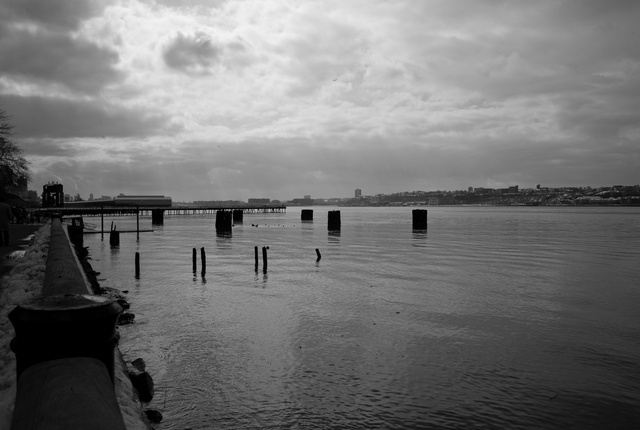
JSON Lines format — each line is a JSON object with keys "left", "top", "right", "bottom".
{"left": 82, "top": 206, "right": 640, "bottom": 429}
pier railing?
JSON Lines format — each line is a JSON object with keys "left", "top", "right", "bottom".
{"left": 8, "top": 217, "right": 127, "bottom": 430}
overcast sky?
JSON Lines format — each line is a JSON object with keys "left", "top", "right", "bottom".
{"left": 1, "top": 0, "right": 639, "bottom": 201}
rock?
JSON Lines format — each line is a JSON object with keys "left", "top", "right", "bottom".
{"left": 117, "top": 298, "right": 130, "bottom": 310}
{"left": 131, "top": 358, "right": 146, "bottom": 372}
{"left": 129, "top": 370, "right": 154, "bottom": 402}
{"left": 144, "top": 409, "right": 163, "bottom": 423}
{"left": 118, "top": 312, "right": 135, "bottom": 325}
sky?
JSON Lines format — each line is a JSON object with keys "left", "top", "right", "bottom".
{"left": 1, "top": 0, "right": 639, "bottom": 202}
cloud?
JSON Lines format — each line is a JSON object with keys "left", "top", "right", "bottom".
{"left": 163, "top": 32, "right": 222, "bottom": 74}
{"left": 0, "top": 28, "right": 122, "bottom": 94}
{"left": 2, "top": 94, "right": 178, "bottom": 139}
{"left": 0, "top": 0, "right": 110, "bottom": 31}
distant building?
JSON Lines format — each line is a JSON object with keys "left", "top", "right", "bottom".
{"left": 355, "top": 188, "right": 362, "bottom": 198}
{"left": 304, "top": 195, "right": 311, "bottom": 200}
{"left": 248, "top": 198, "right": 270, "bottom": 205}
{"left": 289, "top": 198, "right": 314, "bottom": 206}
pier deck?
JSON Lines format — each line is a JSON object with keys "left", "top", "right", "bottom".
{"left": 34, "top": 205, "right": 286, "bottom": 217}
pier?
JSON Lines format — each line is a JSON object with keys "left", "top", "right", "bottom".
{"left": 34, "top": 205, "right": 286, "bottom": 217}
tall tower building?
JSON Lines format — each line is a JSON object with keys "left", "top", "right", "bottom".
{"left": 355, "top": 188, "right": 362, "bottom": 198}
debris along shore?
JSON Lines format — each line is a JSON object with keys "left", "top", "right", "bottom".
{"left": 0, "top": 220, "right": 156, "bottom": 429}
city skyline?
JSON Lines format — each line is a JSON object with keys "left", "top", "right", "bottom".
{"left": 1, "top": 1, "right": 639, "bottom": 201}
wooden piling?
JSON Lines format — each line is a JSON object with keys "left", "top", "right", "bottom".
{"left": 192, "top": 248, "right": 197, "bottom": 273}
{"left": 328, "top": 210, "right": 341, "bottom": 231}
{"left": 201, "top": 247, "right": 206, "bottom": 274}
{"left": 315, "top": 248, "right": 321, "bottom": 262}
{"left": 109, "top": 225, "right": 119, "bottom": 247}
{"left": 233, "top": 209, "right": 243, "bottom": 223}
{"left": 135, "top": 252, "right": 140, "bottom": 278}
{"left": 301, "top": 209, "right": 313, "bottom": 221}
{"left": 262, "top": 246, "right": 268, "bottom": 274}
{"left": 412, "top": 209, "right": 428, "bottom": 230}
{"left": 254, "top": 246, "right": 258, "bottom": 272}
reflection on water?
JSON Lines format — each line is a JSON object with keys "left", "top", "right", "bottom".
{"left": 83, "top": 207, "right": 640, "bottom": 429}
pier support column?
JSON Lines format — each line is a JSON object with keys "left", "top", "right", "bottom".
{"left": 412, "top": 209, "right": 428, "bottom": 230}
{"left": 328, "top": 210, "right": 341, "bottom": 231}
{"left": 233, "top": 209, "right": 243, "bottom": 223}
{"left": 216, "top": 211, "right": 232, "bottom": 233}
{"left": 301, "top": 209, "right": 313, "bottom": 221}
{"left": 151, "top": 209, "right": 164, "bottom": 225}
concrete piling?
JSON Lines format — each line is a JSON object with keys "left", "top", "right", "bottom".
{"left": 328, "top": 210, "right": 341, "bottom": 231}
{"left": 301, "top": 209, "right": 313, "bottom": 221}
{"left": 216, "top": 211, "right": 232, "bottom": 233}
{"left": 233, "top": 209, "right": 243, "bottom": 223}
{"left": 135, "top": 252, "right": 140, "bottom": 278}
{"left": 151, "top": 209, "right": 164, "bottom": 225}
{"left": 412, "top": 209, "right": 428, "bottom": 230}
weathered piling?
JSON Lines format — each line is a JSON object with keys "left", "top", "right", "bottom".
{"left": 412, "top": 209, "right": 428, "bottom": 230}
{"left": 216, "top": 210, "right": 232, "bottom": 233}
{"left": 201, "top": 247, "right": 206, "bottom": 274}
{"left": 316, "top": 248, "right": 321, "bottom": 262}
{"left": 233, "top": 209, "right": 243, "bottom": 223}
{"left": 262, "top": 246, "right": 268, "bottom": 274}
{"left": 328, "top": 210, "right": 341, "bottom": 231}
{"left": 109, "top": 225, "right": 120, "bottom": 247}
{"left": 67, "top": 217, "right": 84, "bottom": 246}
{"left": 151, "top": 209, "right": 164, "bottom": 225}
{"left": 254, "top": 246, "right": 259, "bottom": 272}
{"left": 192, "top": 248, "right": 197, "bottom": 273}
{"left": 135, "top": 252, "right": 140, "bottom": 278}
{"left": 301, "top": 209, "right": 313, "bottom": 221}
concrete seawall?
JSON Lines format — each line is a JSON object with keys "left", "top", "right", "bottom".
{"left": 3, "top": 218, "right": 150, "bottom": 430}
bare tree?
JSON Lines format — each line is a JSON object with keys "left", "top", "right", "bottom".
{"left": 0, "top": 108, "right": 31, "bottom": 193}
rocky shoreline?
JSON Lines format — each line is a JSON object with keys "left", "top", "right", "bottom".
{"left": 72, "top": 242, "right": 163, "bottom": 426}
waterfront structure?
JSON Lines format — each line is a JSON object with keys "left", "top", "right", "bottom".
{"left": 41, "top": 183, "right": 64, "bottom": 208}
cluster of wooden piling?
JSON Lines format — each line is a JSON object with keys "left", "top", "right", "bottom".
{"left": 191, "top": 247, "right": 207, "bottom": 276}
{"left": 254, "top": 246, "right": 269, "bottom": 274}
{"left": 108, "top": 208, "right": 428, "bottom": 279}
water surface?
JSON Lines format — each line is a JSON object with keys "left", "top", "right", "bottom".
{"left": 84, "top": 206, "right": 640, "bottom": 429}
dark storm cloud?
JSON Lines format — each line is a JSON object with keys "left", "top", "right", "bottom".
{"left": 0, "top": 28, "right": 122, "bottom": 94}
{"left": 163, "top": 32, "right": 222, "bottom": 74}
{"left": 0, "top": 0, "right": 121, "bottom": 94}
{"left": 2, "top": 95, "right": 176, "bottom": 139}
{"left": 0, "top": 0, "right": 108, "bottom": 31}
